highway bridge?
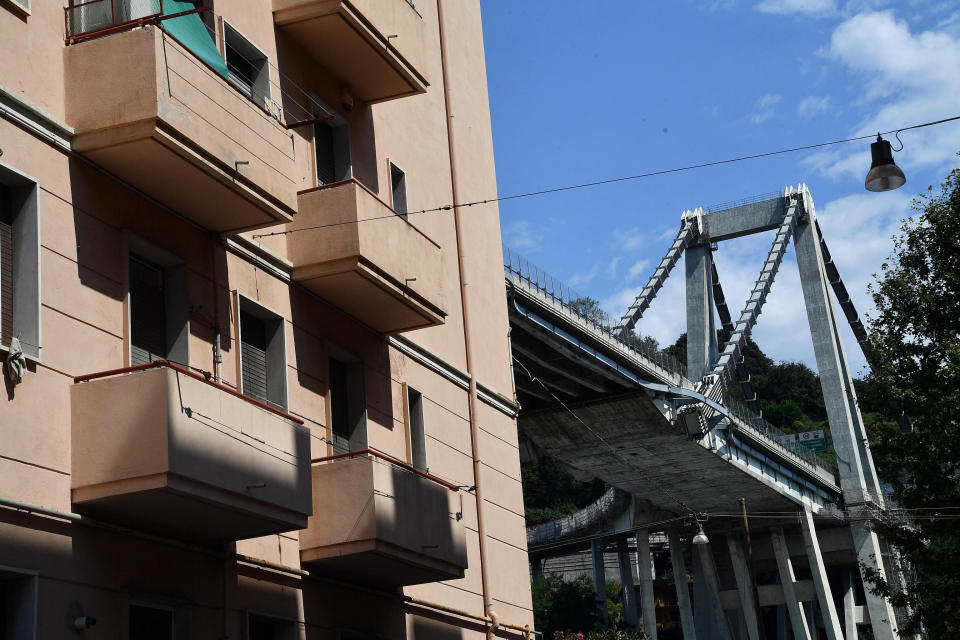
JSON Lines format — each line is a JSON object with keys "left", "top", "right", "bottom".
{"left": 505, "top": 186, "right": 911, "bottom": 640}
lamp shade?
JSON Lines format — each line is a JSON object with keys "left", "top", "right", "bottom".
{"left": 692, "top": 523, "right": 709, "bottom": 545}
{"left": 865, "top": 135, "right": 906, "bottom": 192}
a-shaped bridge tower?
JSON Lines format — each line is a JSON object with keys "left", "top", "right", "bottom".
{"left": 507, "top": 185, "right": 910, "bottom": 640}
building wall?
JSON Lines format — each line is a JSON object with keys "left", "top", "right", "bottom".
{"left": 0, "top": 0, "right": 532, "bottom": 637}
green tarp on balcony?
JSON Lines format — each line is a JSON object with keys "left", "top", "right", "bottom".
{"left": 162, "top": 0, "right": 228, "bottom": 78}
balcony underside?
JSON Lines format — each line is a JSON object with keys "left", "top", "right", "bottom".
{"left": 300, "top": 538, "right": 466, "bottom": 587}
{"left": 74, "top": 122, "right": 295, "bottom": 234}
{"left": 294, "top": 257, "right": 445, "bottom": 334}
{"left": 72, "top": 472, "right": 309, "bottom": 542}
{"left": 274, "top": 1, "right": 427, "bottom": 103}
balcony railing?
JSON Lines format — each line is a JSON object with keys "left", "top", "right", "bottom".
{"left": 71, "top": 360, "right": 313, "bottom": 541}
{"left": 299, "top": 449, "right": 468, "bottom": 587}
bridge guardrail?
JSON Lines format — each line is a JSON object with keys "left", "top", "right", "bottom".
{"left": 504, "top": 246, "right": 688, "bottom": 380}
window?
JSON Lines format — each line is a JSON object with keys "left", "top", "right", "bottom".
{"left": 248, "top": 613, "right": 298, "bottom": 640}
{"left": 407, "top": 386, "right": 426, "bottom": 471}
{"left": 127, "top": 238, "right": 189, "bottom": 367}
{"left": 0, "top": 567, "right": 37, "bottom": 639}
{"left": 4, "top": 0, "right": 30, "bottom": 15}
{"left": 130, "top": 603, "right": 173, "bottom": 640}
{"left": 312, "top": 98, "right": 351, "bottom": 186}
{"left": 224, "top": 22, "right": 270, "bottom": 107}
{"left": 68, "top": 0, "right": 151, "bottom": 34}
{"left": 239, "top": 297, "right": 287, "bottom": 410}
{"left": 0, "top": 165, "right": 40, "bottom": 361}
{"left": 328, "top": 350, "right": 366, "bottom": 454}
{"left": 390, "top": 162, "right": 407, "bottom": 217}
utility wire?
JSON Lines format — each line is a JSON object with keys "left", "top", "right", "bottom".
{"left": 254, "top": 114, "right": 960, "bottom": 239}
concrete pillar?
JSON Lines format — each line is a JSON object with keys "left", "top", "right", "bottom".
{"left": 695, "top": 540, "right": 732, "bottom": 640}
{"left": 799, "top": 507, "right": 844, "bottom": 640}
{"left": 617, "top": 537, "right": 640, "bottom": 630}
{"left": 852, "top": 522, "right": 897, "bottom": 640}
{"left": 531, "top": 557, "right": 545, "bottom": 583}
{"left": 726, "top": 536, "right": 761, "bottom": 640}
{"left": 636, "top": 530, "right": 658, "bottom": 639}
{"left": 685, "top": 242, "right": 718, "bottom": 380}
{"left": 843, "top": 567, "right": 857, "bottom": 640}
{"left": 668, "top": 529, "right": 697, "bottom": 640}
{"left": 794, "top": 212, "right": 882, "bottom": 506}
{"left": 770, "top": 528, "right": 811, "bottom": 640}
{"left": 592, "top": 538, "right": 609, "bottom": 629}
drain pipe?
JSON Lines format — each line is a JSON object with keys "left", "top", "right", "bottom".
{"left": 210, "top": 232, "right": 223, "bottom": 383}
{"left": 436, "top": 0, "right": 495, "bottom": 632}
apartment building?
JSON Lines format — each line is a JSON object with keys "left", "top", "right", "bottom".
{"left": 0, "top": 1, "right": 533, "bottom": 637}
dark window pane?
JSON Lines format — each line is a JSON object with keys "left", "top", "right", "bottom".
{"left": 329, "top": 357, "right": 349, "bottom": 448}
{"left": 130, "top": 257, "right": 166, "bottom": 366}
{"left": 0, "top": 185, "right": 12, "bottom": 347}
{"left": 130, "top": 604, "right": 173, "bottom": 640}
{"left": 314, "top": 122, "right": 336, "bottom": 185}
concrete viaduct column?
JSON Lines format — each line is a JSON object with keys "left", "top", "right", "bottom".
{"left": 685, "top": 241, "right": 718, "bottom": 381}
{"left": 843, "top": 568, "right": 858, "bottom": 640}
{"left": 617, "top": 537, "right": 639, "bottom": 630}
{"left": 726, "top": 536, "right": 761, "bottom": 640}
{"left": 851, "top": 522, "right": 898, "bottom": 640}
{"left": 770, "top": 528, "right": 811, "bottom": 640}
{"left": 668, "top": 529, "right": 697, "bottom": 640}
{"left": 694, "top": 539, "right": 731, "bottom": 640}
{"left": 636, "top": 530, "right": 658, "bottom": 639}
{"left": 591, "top": 538, "right": 609, "bottom": 628}
{"left": 799, "top": 507, "right": 844, "bottom": 640}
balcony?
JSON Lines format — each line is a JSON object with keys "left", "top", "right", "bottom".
{"left": 273, "top": 0, "right": 428, "bottom": 103}
{"left": 299, "top": 451, "right": 468, "bottom": 587}
{"left": 64, "top": 25, "right": 298, "bottom": 233}
{"left": 70, "top": 362, "right": 312, "bottom": 541}
{"left": 286, "top": 179, "right": 446, "bottom": 334}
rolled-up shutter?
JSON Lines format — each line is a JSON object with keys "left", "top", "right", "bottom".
{"left": 129, "top": 257, "right": 167, "bottom": 366}
{"left": 240, "top": 310, "right": 269, "bottom": 404}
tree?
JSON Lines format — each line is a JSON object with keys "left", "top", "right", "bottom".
{"left": 532, "top": 575, "right": 598, "bottom": 635}
{"left": 863, "top": 161, "right": 960, "bottom": 638}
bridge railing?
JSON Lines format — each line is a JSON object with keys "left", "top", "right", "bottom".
{"left": 504, "top": 246, "right": 688, "bottom": 380}
{"left": 725, "top": 396, "right": 837, "bottom": 473}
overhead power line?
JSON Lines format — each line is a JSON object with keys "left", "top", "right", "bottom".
{"left": 254, "top": 114, "right": 960, "bottom": 239}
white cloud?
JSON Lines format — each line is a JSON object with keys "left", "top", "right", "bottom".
{"left": 608, "top": 256, "right": 622, "bottom": 277}
{"left": 797, "top": 95, "right": 830, "bottom": 119}
{"left": 749, "top": 94, "right": 782, "bottom": 124}
{"left": 613, "top": 226, "right": 648, "bottom": 251}
{"left": 628, "top": 259, "right": 651, "bottom": 281}
{"left": 569, "top": 264, "right": 600, "bottom": 287}
{"left": 504, "top": 220, "right": 543, "bottom": 252}
{"left": 755, "top": 0, "right": 837, "bottom": 16}
{"left": 806, "top": 11, "right": 960, "bottom": 180}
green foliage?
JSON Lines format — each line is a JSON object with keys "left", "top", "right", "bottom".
{"left": 552, "top": 631, "right": 647, "bottom": 640}
{"left": 604, "top": 581, "right": 624, "bottom": 628}
{"left": 862, "top": 162, "right": 960, "bottom": 638}
{"left": 568, "top": 297, "right": 609, "bottom": 326}
{"left": 522, "top": 457, "right": 606, "bottom": 525}
{"left": 532, "top": 575, "right": 598, "bottom": 635}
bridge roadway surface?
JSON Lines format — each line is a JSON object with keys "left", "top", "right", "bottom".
{"left": 505, "top": 256, "right": 842, "bottom": 524}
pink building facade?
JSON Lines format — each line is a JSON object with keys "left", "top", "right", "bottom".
{"left": 0, "top": 1, "right": 533, "bottom": 637}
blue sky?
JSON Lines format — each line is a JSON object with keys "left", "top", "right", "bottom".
{"left": 482, "top": 0, "right": 960, "bottom": 376}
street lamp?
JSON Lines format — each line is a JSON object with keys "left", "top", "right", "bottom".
{"left": 865, "top": 134, "right": 906, "bottom": 192}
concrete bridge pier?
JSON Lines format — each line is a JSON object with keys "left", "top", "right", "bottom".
{"left": 591, "top": 538, "right": 609, "bottom": 628}
{"left": 616, "top": 537, "right": 640, "bottom": 630}
{"left": 635, "top": 530, "right": 658, "bottom": 639}
{"left": 693, "top": 538, "right": 732, "bottom": 640}
{"left": 668, "top": 529, "right": 697, "bottom": 640}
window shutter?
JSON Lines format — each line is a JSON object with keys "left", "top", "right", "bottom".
{"left": 240, "top": 310, "right": 269, "bottom": 404}
{"left": 129, "top": 257, "right": 167, "bottom": 366}
{"left": 0, "top": 187, "right": 12, "bottom": 347}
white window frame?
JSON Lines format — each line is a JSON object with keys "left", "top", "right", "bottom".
{"left": 0, "top": 162, "right": 40, "bottom": 362}
{"left": 4, "top": 0, "right": 31, "bottom": 16}
{"left": 222, "top": 19, "right": 272, "bottom": 107}
{"left": 236, "top": 293, "right": 288, "bottom": 411}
